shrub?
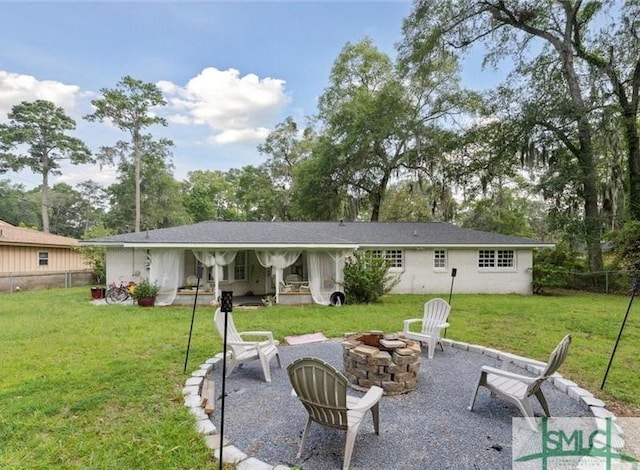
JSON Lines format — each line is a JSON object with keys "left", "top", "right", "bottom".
{"left": 532, "top": 244, "right": 583, "bottom": 294}
{"left": 130, "top": 278, "right": 159, "bottom": 299}
{"left": 343, "top": 250, "right": 399, "bottom": 304}
{"left": 607, "top": 220, "right": 640, "bottom": 279}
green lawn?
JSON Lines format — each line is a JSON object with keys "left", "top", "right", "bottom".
{"left": 1, "top": 287, "right": 639, "bottom": 468}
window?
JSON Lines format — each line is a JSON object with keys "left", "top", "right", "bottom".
{"left": 213, "top": 251, "right": 247, "bottom": 282}
{"left": 497, "top": 250, "right": 515, "bottom": 268}
{"left": 367, "top": 250, "right": 403, "bottom": 268}
{"left": 38, "top": 251, "right": 49, "bottom": 266}
{"left": 233, "top": 251, "right": 247, "bottom": 281}
{"left": 366, "top": 249, "right": 403, "bottom": 269}
{"left": 385, "top": 250, "right": 403, "bottom": 268}
{"left": 478, "top": 250, "right": 495, "bottom": 268}
{"left": 433, "top": 250, "right": 446, "bottom": 270}
{"left": 478, "top": 250, "right": 515, "bottom": 270}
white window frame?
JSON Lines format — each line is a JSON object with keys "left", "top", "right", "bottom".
{"left": 478, "top": 249, "right": 516, "bottom": 271}
{"left": 366, "top": 249, "right": 403, "bottom": 271}
{"left": 433, "top": 249, "right": 447, "bottom": 271}
{"left": 38, "top": 251, "right": 49, "bottom": 266}
{"left": 385, "top": 249, "right": 403, "bottom": 270}
{"left": 233, "top": 251, "right": 247, "bottom": 281}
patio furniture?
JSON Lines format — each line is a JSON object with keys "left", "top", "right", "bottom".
{"left": 287, "top": 357, "right": 383, "bottom": 470}
{"left": 280, "top": 280, "right": 294, "bottom": 293}
{"left": 468, "top": 333, "right": 572, "bottom": 430}
{"left": 402, "top": 298, "right": 451, "bottom": 359}
{"left": 214, "top": 308, "right": 282, "bottom": 382}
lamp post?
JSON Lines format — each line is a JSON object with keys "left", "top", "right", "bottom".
{"left": 448, "top": 268, "right": 457, "bottom": 305}
{"left": 444, "top": 268, "right": 457, "bottom": 339}
{"left": 218, "top": 291, "right": 233, "bottom": 470}
{"left": 601, "top": 277, "right": 639, "bottom": 390}
{"left": 183, "top": 267, "right": 202, "bottom": 373}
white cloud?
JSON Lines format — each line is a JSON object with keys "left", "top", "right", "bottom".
{"left": 55, "top": 163, "right": 119, "bottom": 188}
{"left": 0, "top": 71, "right": 80, "bottom": 121}
{"left": 158, "top": 67, "right": 289, "bottom": 145}
{"left": 209, "top": 127, "right": 270, "bottom": 145}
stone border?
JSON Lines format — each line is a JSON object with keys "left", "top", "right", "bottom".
{"left": 182, "top": 352, "right": 291, "bottom": 470}
{"left": 183, "top": 340, "right": 623, "bottom": 469}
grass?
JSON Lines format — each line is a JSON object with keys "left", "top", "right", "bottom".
{"left": 1, "top": 287, "right": 639, "bottom": 468}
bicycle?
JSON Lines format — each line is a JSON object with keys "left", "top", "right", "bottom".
{"left": 105, "top": 280, "right": 137, "bottom": 304}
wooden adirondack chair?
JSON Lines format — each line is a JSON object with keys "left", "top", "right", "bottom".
{"left": 287, "top": 357, "right": 383, "bottom": 470}
{"left": 214, "top": 308, "right": 281, "bottom": 382}
{"left": 468, "top": 334, "right": 572, "bottom": 430}
{"left": 402, "top": 298, "right": 451, "bottom": 359}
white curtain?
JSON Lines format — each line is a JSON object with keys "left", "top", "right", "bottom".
{"left": 307, "top": 251, "right": 345, "bottom": 305}
{"left": 192, "top": 250, "right": 237, "bottom": 299}
{"left": 149, "top": 249, "right": 183, "bottom": 306}
{"left": 255, "top": 250, "right": 301, "bottom": 303}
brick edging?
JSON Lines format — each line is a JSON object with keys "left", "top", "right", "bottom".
{"left": 182, "top": 352, "right": 290, "bottom": 470}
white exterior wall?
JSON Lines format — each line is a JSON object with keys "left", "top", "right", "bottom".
{"left": 106, "top": 246, "right": 535, "bottom": 299}
{"left": 390, "top": 248, "right": 533, "bottom": 295}
{"left": 106, "top": 248, "right": 148, "bottom": 284}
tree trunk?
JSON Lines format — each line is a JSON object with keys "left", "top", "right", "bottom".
{"left": 41, "top": 171, "right": 50, "bottom": 233}
{"left": 369, "top": 171, "right": 390, "bottom": 222}
{"left": 558, "top": 42, "right": 603, "bottom": 272}
{"left": 622, "top": 113, "right": 640, "bottom": 221}
{"left": 134, "top": 132, "right": 141, "bottom": 233}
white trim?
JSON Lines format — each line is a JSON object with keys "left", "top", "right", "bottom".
{"left": 84, "top": 242, "right": 360, "bottom": 249}
{"left": 433, "top": 249, "right": 447, "bottom": 272}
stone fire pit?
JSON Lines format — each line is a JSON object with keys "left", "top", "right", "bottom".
{"left": 342, "top": 330, "right": 421, "bottom": 395}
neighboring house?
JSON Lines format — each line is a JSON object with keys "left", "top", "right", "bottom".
{"left": 82, "top": 221, "right": 553, "bottom": 306}
{"left": 0, "top": 220, "right": 93, "bottom": 293}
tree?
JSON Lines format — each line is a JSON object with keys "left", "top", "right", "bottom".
{"left": 258, "top": 116, "right": 315, "bottom": 220}
{"left": 85, "top": 76, "right": 168, "bottom": 232}
{"left": 76, "top": 180, "right": 109, "bottom": 234}
{"left": 0, "top": 179, "right": 40, "bottom": 227}
{"left": 229, "top": 166, "right": 281, "bottom": 221}
{"left": 401, "top": 0, "right": 609, "bottom": 272}
{"left": 380, "top": 180, "right": 455, "bottom": 222}
{"left": 78, "top": 225, "right": 115, "bottom": 285}
{"left": 106, "top": 137, "right": 189, "bottom": 231}
{"left": 48, "top": 183, "right": 85, "bottom": 238}
{"left": 457, "top": 185, "right": 538, "bottom": 237}
{"left": 315, "top": 37, "right": 475, "bottom": 222}
{"left": 570, "top": 1, "right": 640, "bottom": 221}
{"left": 0, "top": 100, "right": 92, "bottom": 232}
{"left": 182, "top": 170, "right": 237, "bottom": 222}
{"left": 317, "top": 38, "right": 417, "bottom": 221}
{"left": 289, "top": 135, "right": 352, "bottom": 221}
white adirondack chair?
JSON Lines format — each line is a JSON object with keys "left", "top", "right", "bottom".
{"left": 402, "top": 298, "right": 451, "bottom": 359}
{"left": 468, "top": 334, "right": 572, "bottom": 430}
{"left": 288, "top": 357, "right": 383, "bottom": 470}
{"left": 214, "top": 308, "right": 281, "bottom": 382}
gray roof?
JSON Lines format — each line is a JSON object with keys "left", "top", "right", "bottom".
{"left": 82, "top": 221, "right": 553, "bottom": 249}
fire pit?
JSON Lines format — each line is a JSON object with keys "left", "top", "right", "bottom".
{"left": 342, "top": 330, "right": 421, "bottom": 395}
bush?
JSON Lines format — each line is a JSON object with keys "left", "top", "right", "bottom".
{"left": 343, "top": 251, "right": 399, "bottom": 304}
{"left": 607, "top": 220, "right": 640, "bottom": 278}
{"left": 131, "top": 278, "right": 159, "bottom": 299}
{"left": 532, "top": 245, "right": 583, "bottom": 294}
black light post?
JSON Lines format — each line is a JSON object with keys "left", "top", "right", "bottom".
{"left": 218, "top": 291, "right": 233, "bottom": 470}
{"left": 601, "top": 277, "right": 639, "bottom": 390}
{"left": 183, "top": 267, "right": 203, "bottom": 373}
{"left": 444, "top": 268, "right": 457, "bottom": 339}
{"left": 448, "top": 268, "right": 457, "bottom": 305}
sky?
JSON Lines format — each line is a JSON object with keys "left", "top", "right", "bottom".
{"left": 0, "top": 1, "right": 498, "bottom": 190}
